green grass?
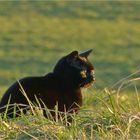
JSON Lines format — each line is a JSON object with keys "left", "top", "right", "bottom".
{"left": 0, "top": 1, "right": 140, "bottom": 139}
{"left": 0, "top": 80, "right": 140, "bottom": 139}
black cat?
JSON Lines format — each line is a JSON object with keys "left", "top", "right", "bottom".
{"left": 0, "top": 50, "right": 95, "bottom": 120}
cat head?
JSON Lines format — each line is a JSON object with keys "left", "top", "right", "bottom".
{"left": 53, "top": 50, "right": 95, "bottom": 88}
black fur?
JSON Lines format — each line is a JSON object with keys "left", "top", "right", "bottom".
{"left": 0, "top": 50, "right": 95, "bottom": 120}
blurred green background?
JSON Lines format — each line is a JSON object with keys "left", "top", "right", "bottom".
{"left": 0, "top": 1, "right": 140, "bottom": 95}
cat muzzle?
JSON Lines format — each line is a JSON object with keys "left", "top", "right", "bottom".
{"left": 87, "top": 70, "right": 95, "bottom": 81}
{"left": 80, "top": 70, "right": 95, "bottom": 87}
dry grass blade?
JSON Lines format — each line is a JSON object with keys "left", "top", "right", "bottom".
{"left": 117, "top": 77, "right": 140, "bottom": 106}
{"left": 18, "top": 81, "right": 35, "bottom": 116}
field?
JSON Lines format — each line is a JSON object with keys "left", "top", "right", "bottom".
{"left": 0, "top": 1, "right": 140, "bottom": 139}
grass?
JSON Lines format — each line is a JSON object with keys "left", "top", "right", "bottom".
{"left": 0, "top": 1, "right": 140, "bottom": 92}
{"left": 0, "top": 76, "right": 140, "bottom": 139}
{"left": 0, "top": 1, "right": 140, "bottom": 139}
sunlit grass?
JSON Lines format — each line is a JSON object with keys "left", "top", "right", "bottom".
{"left": 0, "top": 1, "right": 140, "bottom": 139}
{"left": 0, "top": 76, "right": 140, "bottom": 139}
{"left": 0, "top": 16, "right": 140, "bottom": 88}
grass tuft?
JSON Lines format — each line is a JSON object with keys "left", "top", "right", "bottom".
{"left": 0, "top": 75, "right": 140, "bottom": 139}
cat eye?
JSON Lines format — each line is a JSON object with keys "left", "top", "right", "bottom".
{"left": 80, "top": 70, "right": 87, "bottom": 78}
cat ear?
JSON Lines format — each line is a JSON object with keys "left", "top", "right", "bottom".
{"left": 66, "top": 51, "right": 78, "bottom": 63}
{"left": 80, "top": 49, "right": 93, "bottom": 58}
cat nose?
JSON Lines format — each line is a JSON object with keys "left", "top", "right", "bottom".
{"left": 91, "top": 75, "right": 95, "bottom": 81}
{"left": 92, "top": 76, "right": 95, "bottom": 81}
